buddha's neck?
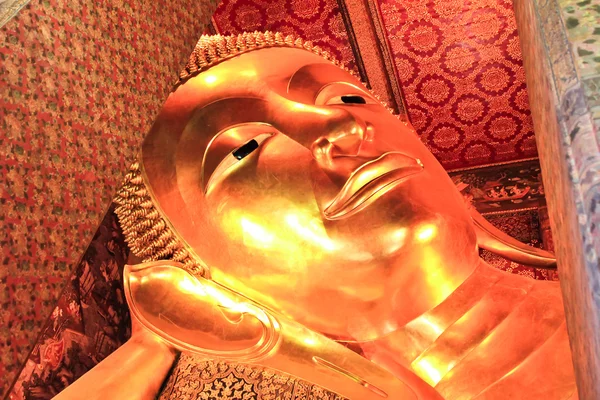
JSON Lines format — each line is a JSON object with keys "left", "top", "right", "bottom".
{"left": 358, "top": 259, "right": 567, "bottom": 394}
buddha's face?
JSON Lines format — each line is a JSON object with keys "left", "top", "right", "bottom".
{"left": 143, "top": 47, "right": 479, "bottom": 340}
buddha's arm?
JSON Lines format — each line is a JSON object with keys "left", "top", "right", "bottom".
{"left": 54, "top": 321, "right": 176, "bottom": 400}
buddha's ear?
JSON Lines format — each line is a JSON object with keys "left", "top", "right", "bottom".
{"left": 470, "top": 208, "right": 557, "bottom": 269}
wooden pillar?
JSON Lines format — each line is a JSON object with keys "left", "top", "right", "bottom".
{"left": 513, "top": 1, "right": 600, "bottom": 398}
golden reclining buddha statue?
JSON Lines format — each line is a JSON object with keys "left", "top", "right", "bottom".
{"left": 55, "top": 32, "right": 576, "bottom": 400}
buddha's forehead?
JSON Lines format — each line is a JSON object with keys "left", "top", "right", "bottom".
{"left": 165, "top": 46, "right": 373, "bottom": 155}
{"left": 179, "top": 47, "right": 364, "bottom": 104}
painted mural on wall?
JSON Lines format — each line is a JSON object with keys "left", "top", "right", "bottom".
{"left": 7, "top": 206, "right": 130, "bottom": 400}
{"left": 449, "top": 159, "right": 546, "bottom": 214}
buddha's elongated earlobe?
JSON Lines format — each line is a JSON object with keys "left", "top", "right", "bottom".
{"left": 122, "top": 261, "right": 427, "bottom": 400}
{"left": 470, "top": 208, "right": 557, "bottom": 269}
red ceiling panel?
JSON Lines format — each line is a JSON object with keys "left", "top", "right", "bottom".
{"left": 212, "top": 0, "right": 358, "bottom": 73}
{"left": 378, "top": 0, "right": 537, "bottom": 168}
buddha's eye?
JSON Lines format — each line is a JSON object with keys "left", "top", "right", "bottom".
{"left": 204, "top": 133, "right": 272, "bottom": 193}
{"left": 324, "top": 94, "right": 374, "bottom": 106}
{"left": 233, "top": 139, "right": 259, "bottom": 160}
{"left": 315, "top": 82, "right": 377, "bottom": 106}
{"left": 341, "top": 95, "right": 366, "bottom": 104}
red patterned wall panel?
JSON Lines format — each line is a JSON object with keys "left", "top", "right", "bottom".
{"left": 378, "top": 0, "right": 537, "bottom": 169}
{"left": 212, "top": 0, "right": 358, "bottom": 74}
{"left": 0, "top": 0, "right": 218, "bottom": 395}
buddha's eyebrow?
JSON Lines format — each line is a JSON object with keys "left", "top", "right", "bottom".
{"left": 177, "top": 97, "right": 274, "bottom": 163}
{"left": 179, "top": 96, "right": 285, "bottom": 191}
{"left": 189, "top": 97, "right": 272, "bottom": 136}
{"left": 286, "top": 63, "right": 358, "bottom": 103}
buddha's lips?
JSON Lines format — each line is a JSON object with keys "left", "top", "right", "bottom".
{"left": 324, "top": 152, "right": 424, "bottom": 220}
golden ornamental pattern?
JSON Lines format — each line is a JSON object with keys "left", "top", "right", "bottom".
{"left": 158, "top": 355, "right": 347, "bottom": 400}
{"left": 178, "top": 32, "right": 350, "bottom": 84}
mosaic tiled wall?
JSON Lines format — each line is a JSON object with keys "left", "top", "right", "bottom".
{"left": 560, "top": 0, "right": 600, "bottom": 133}
{"left": 0, "top": 0, "right": 29, "bottom": 28}
{"left": 0, "top": 0, "right": 219, "bottom": 395}
{"left": 513, "top": 0, "right": 600, "bottom": 396}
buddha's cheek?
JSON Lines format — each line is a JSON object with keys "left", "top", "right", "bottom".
{"left": 201, "top": 163, "right": 334, "bottom": 279}
{"left": 201, "top": 176, "right": 381, "bottom": 335}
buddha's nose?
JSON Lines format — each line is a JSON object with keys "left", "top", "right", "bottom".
{"left": 311, "top": 119, "right": 371, "bottom": 168}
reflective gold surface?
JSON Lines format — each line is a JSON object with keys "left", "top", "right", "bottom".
{"left": 143, "top": 46, "right": 482, "bottom": 341}
{"left": 470, "top": 209, "right": 557, "bottom": 269}
{"left": 63, "top": 33, "right": 576, "bottom": 399}
{"left": 125, "top": 261, "right": 439, "bottom": 399}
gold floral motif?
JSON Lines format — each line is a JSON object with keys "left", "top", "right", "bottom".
{"left": 158, "top": 355, "right": 347, "bottom": 400}
{"left": 178, "top": 32, "right": 349, "bottom": 84}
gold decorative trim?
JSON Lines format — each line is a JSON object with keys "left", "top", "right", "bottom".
{"left": 446, "top": 157, "right": 540, "bottom": 173}
{"left": 479, "top": 206, "right": 541, "bottom": 217}
{"left": 158, "top": 356, "right": 347, "bottom": 400}
{"left": 114, "top": 162, "right": 209, "bottom": 278}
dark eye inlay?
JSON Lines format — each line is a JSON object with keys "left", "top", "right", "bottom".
{"left": 233, "top": 139, "right": 259, "bottom": 160}
{"left": 341, "top": 95, "right": 366, "bottom": 104}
